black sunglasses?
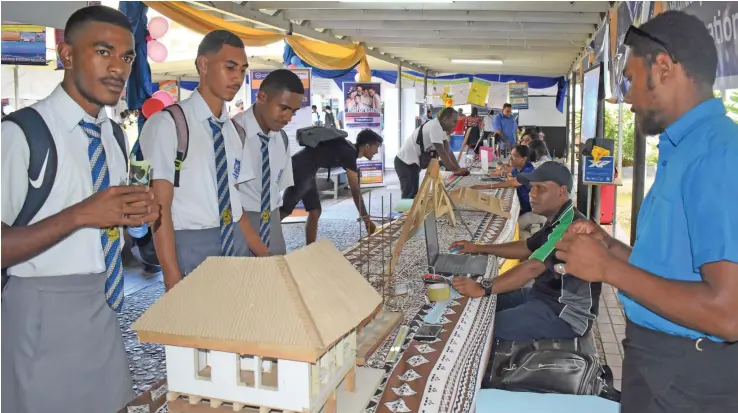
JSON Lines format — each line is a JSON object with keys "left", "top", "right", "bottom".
{"left": 624, "top": 25, "right": 679, "bottom": 64}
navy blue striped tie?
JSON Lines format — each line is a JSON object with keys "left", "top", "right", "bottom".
{"left": 79, "top": 120, "right": 124, "bottom": 312}
{"left": 208, "top": 118, "right": 235, "bottom": 256}
{"left": 258, "top": 133, "right": 271, "bottom": 248}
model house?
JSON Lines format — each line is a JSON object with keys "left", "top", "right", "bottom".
{"left": 132, "top": 240, "right": 382, "bottom": 413}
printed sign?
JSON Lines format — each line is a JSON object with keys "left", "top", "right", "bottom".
{"left": 250, "top": 68, "right": 311, "bottom": 108}
{"left": 508, "top": 82, "right": 529, "bottom": 110}
{"left": 343, "top": 82, "right": 382, "bottom": 127}
{"left": 583, "top": 155, "right": 616, "bottom": 184}
{"left": 468, "top": 78, "right": 490, "bottom": 106}
{"left": 1, "top": 25, "right": 47, "bottom": 65}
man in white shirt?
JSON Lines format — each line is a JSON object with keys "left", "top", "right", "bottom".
{"left": 234, "top": 70, "right": 303, "bottom": 256}
{"left": 140, "top": 30, "right": 250, "bottom": 291}
{"left": 394, "top": 107, "right": 467, "bottom": 198}
{"left": 1, "top": 6, "right": 159, "bottom": 413}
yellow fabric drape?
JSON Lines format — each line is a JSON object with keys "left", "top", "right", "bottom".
{"left": 286, "top": 37, "right": 371, "bottom": 82}
{"left": 498, "top": 224, "right": 520, "bottom": 275}
{"left": 143, "top": 1, "right": 371, "bottom": 80}
{"left": 145, "top": 1, "right": 284, "bottom": 47}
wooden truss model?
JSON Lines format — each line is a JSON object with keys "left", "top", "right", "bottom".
{"left": 390, "top": 159, "right": 455, "bottom": 272}
{"left": 449, "top": 187, "right": 511, "bottom": 218}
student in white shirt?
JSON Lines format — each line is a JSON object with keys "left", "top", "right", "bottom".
{"left": 140, "top": 30, "right": 250, "bottom": 291}
{"left": 394, "top": 107, "right": 468, "bottom": 198}
{"left": 234, "top": 70, "right": 303, "bottom": 256}
{"left": 1, "top": 6, "right": 159, "bottom": 413}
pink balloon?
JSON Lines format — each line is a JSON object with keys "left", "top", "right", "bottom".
{"left": 147, "top": 17, "right": 169, "bottom": 39}
{"left": 287, "top": 64, "right": 298, "bottom": 69}
{"left": 147, "top": 40, "right": 168, "bottom": 63}
{"left": 152, "top": 90, "right": 174, "bottom": 107}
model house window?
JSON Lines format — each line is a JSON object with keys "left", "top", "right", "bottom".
{"left": 237, "top": 355, "right": 279, "bottom": 390}
{"left": 195, "top": 349, "right": 211, "bottom": 380}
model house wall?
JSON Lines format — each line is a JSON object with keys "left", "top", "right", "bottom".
{"left": 164, "top": 331, "right": 357, "bottom": 412}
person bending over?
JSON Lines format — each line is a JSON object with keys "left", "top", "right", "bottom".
{"left": 451, "top": 162, "right": 600, "bottom": 342}
{"left": 280, "top": 128, "right": 383, "bottom": 245}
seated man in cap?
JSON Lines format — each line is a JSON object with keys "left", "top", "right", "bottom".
{"left": 450, "top": 162, "right": 601, "bottom": 342}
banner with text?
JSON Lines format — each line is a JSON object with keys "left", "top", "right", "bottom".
{"left": 509, "top": 82, "right": 529, "bottom": 110}
{"left": 468, "top": 77, "right": 491, "bottom": 106}
{"left": 1, "top": 25, "right": 47, "bottom": 66}
{"left": 343, "top": 81, "right": 384, "bottom": 186}
{"left": 250, "top": 68, "right": 311, "bottom": 108}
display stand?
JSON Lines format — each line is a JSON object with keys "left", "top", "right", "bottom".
{"left": 390, "top": 159, "right": 455, "bottom": 273}
{"left": 455, "top": 127, "right": 472, "bottom": 162}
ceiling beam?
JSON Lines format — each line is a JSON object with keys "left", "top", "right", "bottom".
{"left": 366, "top": 38, "right": 582, "bottom": 50}
{"left": 306, "top": 20, "right": 595, "bottom": 34}
{"left": 332, "top": 29, "right": 590, "bottom": 42}
{"left": 280, "top": 9, "right": 602, "bottom": 25}
{"left": 193, "top": 1, "right": 429, "bottom": 73}
{"left": 380, "top": 47, "right": 576, "bottom": 58}
{"left": 246, "top": 2, "right": 609, "bottom": 13}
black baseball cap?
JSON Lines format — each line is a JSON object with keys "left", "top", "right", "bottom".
{"left": 517, "top": 161, "right": 573, "bottom": 192}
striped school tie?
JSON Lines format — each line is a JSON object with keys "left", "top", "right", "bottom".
{"left": 258, "top": 133, "right": 271, "bottom": 248}
{"left": 208, "top": 118, "right": 235, "bottom": 256}
{"left": 79, "top": 120, "right": 124, "bottom": 312}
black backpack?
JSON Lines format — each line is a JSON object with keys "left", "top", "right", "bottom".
{"left": 1, "top": 107, "right": 127, "bottom": 288}
{"left": 157, "top": 104, "right": 289, "bottom": 187}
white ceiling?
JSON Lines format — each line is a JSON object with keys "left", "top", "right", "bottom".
{"left": 189, "top": 1, "right": 609, "bottom": 77}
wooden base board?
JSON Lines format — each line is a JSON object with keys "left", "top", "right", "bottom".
{"left": 355, "top": 311, "right": 403, "bottom": 365}
{"left": 168, "top": 393, "right": 304, "bottom": 413}
{"left": 167, "top": 367, "right": 382, "bottom": 413}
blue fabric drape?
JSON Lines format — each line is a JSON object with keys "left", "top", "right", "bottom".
{"left": 119, "top": 1, "right": 151, "bottom": 158}
{"left": 282, "top": 42, "right": 358, "bottom": 79}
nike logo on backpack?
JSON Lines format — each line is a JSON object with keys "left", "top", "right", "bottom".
{"left": 29, "top": 150, "right": 49, "bottom": 189}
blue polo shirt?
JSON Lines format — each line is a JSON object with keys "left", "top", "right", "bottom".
{"left": 622, "top": 98, "right": 738, "bottom": 342}
{"left": 512, "top": 162, "right": 535, "bottom": 214}
{"left": 492, "top": 113, "right": 518, "bottom": 147}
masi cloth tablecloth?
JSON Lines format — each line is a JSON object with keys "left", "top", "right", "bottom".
{"left": 361, "top": 177, "right": 520, "bottom": 413}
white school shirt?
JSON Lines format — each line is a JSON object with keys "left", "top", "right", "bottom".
{"left": 139, "top": 88, "right": 251, "bottom": 230}
{"left": 233, "top": 106, "right": 294, "bottom": 212}
{"left": 1, "top": 85, "right": 128, "bottom": 277}
{"left": 396, "top": 117, "right": 448, "bottom": 166}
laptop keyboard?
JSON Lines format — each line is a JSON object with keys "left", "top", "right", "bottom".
{"left": 438, "top": 255, "right": 475, "bottom": 274}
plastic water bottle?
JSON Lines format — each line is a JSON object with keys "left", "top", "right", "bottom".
{"left": 465, "top": 149, "right": 475, "bottom": 168}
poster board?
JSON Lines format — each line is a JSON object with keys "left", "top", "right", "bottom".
{"left": 343, "top": 81, "right": 385, "bottom": 187}
{"left": 250, "top": 68, "right": 311, "bottom": 109}
{"left": 1, "top": 25, "right": 47, "bottom": 66}
{"left": 508, "top": 82, "right": 529, "bottom": 110}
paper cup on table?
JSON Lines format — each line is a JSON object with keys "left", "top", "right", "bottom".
{"left": 427, "top": 283, "right": 450, "bottom": 302}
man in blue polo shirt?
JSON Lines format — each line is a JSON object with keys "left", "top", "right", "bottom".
{"left": 492, "top": 103, "right": 517, "bottom": 151}
{"left": 554, "top": 11, "right": 738, "bottom": 413}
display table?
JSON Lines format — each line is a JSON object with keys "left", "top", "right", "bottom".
{"left": 121, "top": 173, "right": 519, "bottom": 413}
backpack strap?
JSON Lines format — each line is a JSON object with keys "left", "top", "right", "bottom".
{"left": 162, "top": 104, "right": 189, "bottom": 187}
{"left": 231, "top": 119, "right": 246, "bottom": 147}
{"left": 416, "top": 122, "right": 427, "bottom": 153}
{"left": 280, "top": 129, "right": 289, "bottom": 153}
{"left": 2, "top": 107, "right": 58, "bottom": 227}
{"left": 109, "top": 119, "right": 128, "bottom": 172}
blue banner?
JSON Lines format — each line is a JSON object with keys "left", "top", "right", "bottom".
{"left": 1, "top": 24, "right": 47, "bottom": 66}
{"left": 669, "top": 1, "right": 738, "bottom": 89}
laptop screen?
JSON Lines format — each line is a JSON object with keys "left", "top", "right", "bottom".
{"left": 424, "top": 213, "right": 440, "bottom": 265}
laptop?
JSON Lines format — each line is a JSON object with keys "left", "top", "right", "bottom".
{"left": 424, "top": 214, "right": 489, "bottom": 276}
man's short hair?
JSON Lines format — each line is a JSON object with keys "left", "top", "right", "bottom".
{"left": 513, "top": 144, "right": 530, "bottom": 159}
{"left": 502, "top": 103, "right": 512, "bottom": 110}
{"left": 437, "top": 107, "right": 458, "bottom": 122}
{"left": 64, "top": 5, "right": 132, "bottom": 43}
{"left": 524, "top": 131, "right": 540, "bottom": 141}
{"left": 626, "top": 10, "right": 718, "bottom": 88}
{"left": 356, "top": 129, "right": 383, "bottom": 147}
{"left": 196, "top": 30, "right": 244, "bottom": 74}
{"left": 324, "top": 105, "right": 331, "bottom": 111}
{"left": 259, "top": 69, "right": 305, "bottom": 97}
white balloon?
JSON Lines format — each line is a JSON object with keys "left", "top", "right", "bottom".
{"left": 354, "top": 72, "right": 361, "bottom": 82}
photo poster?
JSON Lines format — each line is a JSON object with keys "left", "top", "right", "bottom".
{"left": 468, "top": 77, "right": 490, "bottom": 106}
{"left": 1, "top": 25, "right": 47, "bottom": 66}
{"left": 250, "top": 68, "right": 311, "bottom": 108}
{"left": 343, "top": 81, "right": 384, "bottom": 187}
{"left": 509, "top": 82, "right": 529, "bottom": 110}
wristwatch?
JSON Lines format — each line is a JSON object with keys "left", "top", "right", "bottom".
{"left": 480, "top": 278, "right": 494, "bottom": 296}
